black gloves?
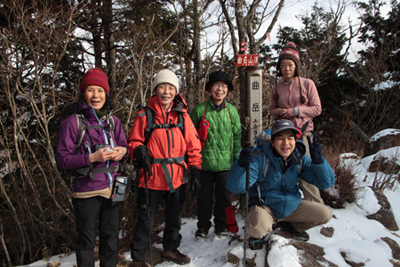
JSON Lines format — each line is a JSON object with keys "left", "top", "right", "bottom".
{"left": 307, "top": 132, "right": 323, "bottom": 164}
{"left": 189, "top": 166, "right": 201, "bottom": 197}
{"left": 133, "top": 145, "right": 152, "bottom": 176}
{"left": 238, "top": 147, "right": 254, "bottom": 167}
{"left": 133, "top": 145, "right": 149, "bottom": 163}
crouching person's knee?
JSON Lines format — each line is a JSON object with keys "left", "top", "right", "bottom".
{"left": 318, "top": 205, "right": 333, "bottom": 225}
{"left": 247, "top": 205, "right": 274, "bottom": 239}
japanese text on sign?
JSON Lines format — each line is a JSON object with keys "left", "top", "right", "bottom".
{"left": 253, "top": 119, "right": 259, "bottom": 146}
{"left": 252, "top": 80, "right": 260, "bottom": 90}
{"left": 236, "top": 54, "right": 259, "bottom": 67}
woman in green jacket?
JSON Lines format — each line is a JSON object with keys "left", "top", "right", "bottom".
{"left": 190, "top": 71, "right": 242, "bottom": 238}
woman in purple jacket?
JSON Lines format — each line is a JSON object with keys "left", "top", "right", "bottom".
{"left": 56, "top": 68, "right": 128, "bottom": 267}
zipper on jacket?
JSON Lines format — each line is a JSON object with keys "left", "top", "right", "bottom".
{"left": 281, "top": 173, "right": 287, "bottom": 219}
{"left": 169, "top": 119, "right": 175, "bottom": 148}
{"left": 165, "top": 113, "right": 174, "bottom": 178}
{"left": 91, "top": 106, "right": 113, "bottom": 187}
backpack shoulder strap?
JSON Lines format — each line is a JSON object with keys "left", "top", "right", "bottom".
{"left": 261, "top": 152, "right": 270, "bottom": 182}
{"left": 177, "top": 111, "right": 184, "bottom": 135}
{"left": 74, "top": 114, "right": 86, "bottom": 150}
{"left": 298, "top": 158, "right": 303, "bottom": 174}
{"left": 110, "top": 116, "right": 115, "bottom": 132}
{"left": 141, "top": 106, "right": 184, "bottom": 146}
{"left": 254, "top": 152, "right": 270, "bottom": 206}
{"left": 143, "top": 106, "right": 154, "bottom": 146}
{"left": 74, "top": 112, "right": 101, "bottom": 150}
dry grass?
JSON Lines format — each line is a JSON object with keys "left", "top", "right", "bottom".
{"left": 369, "top": 149, "right": 400, "bottom": 191}
{"left": 320, "top": 145, "right": 361, "bottom": 209}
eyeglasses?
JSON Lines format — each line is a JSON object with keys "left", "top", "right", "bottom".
{"left": 211, "top": 83, "right": 228, "bottom": 90}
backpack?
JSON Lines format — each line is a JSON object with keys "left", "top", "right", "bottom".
{"left": 61, "top": 101, "right": 115, "bottom": 150}
{"left": 59, "top": 100, "right": 118, "bottom": 183}
{"left": 252, "top": 153, "right": 303, "bottom": 205}
{"left": 136, "top": 106, "right": 187, "bottom": 193}
{"left": 140, "top": 106, "right": 184, "bottom": 146}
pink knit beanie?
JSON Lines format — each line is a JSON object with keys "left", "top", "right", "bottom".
{"left": 278, "top": 42, "right": 301, "bottom": 69}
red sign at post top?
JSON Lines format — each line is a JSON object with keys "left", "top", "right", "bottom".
{"left": 236, "top": 54, "right": 259, "bottom": 67}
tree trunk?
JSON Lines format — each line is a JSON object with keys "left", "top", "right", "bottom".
{"left": 90, "top": 0, "right": 102, "bottom": 68}
{"left": 103, "top": 0, "right": 116, "bottom": 92}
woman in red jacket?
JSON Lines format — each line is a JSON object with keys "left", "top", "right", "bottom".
{"left": 127, "top": 69, "right": 202, "bottom": 267}
{"left": 269, "top": 42, "right": 323, "bottom": 204}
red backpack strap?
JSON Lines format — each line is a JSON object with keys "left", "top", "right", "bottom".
{"left": 202, "top": 101, "right": 209, "bottom": 119}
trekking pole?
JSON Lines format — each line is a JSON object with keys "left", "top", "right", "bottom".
{"left": 143, "top": 159, "right": 153, "bottom": 267}
{"left": 243, "top": 141, "right": 251, "bottom": 266}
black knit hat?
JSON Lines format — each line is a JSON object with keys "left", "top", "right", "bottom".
{"left": 205, "top": 71, "right": 234, "bottom": 91}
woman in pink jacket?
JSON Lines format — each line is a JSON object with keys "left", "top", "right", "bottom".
{"left": 269, "top": 42, "right": 323, "bottom": 204}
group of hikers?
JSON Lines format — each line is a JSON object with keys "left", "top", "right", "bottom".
{"left": 56, "top": 42, "right": 335, "bottom": 267}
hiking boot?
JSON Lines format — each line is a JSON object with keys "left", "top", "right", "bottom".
{"left": 248, "top": 237, "right": 264, "bottom": 250}
{"left": 214, "top": 225, "right": 228, "bottom": 237}
{"left": 275, "top": 221, "right": 310, "bottom": 241}
{"left": 129, "top": 259, "right": 150, "bottom": 267}
{"left": 162, "top": 249, "right": 191, "bottom": 265}
{"left": 195, "top": 228, "right": 208, "bottom": 239}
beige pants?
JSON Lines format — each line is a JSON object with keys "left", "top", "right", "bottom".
{"left": 247, "top": 200, "right": 332, "bottom": 239}
{"left": 298, "top": 132, "right": 324, "bottom": 204}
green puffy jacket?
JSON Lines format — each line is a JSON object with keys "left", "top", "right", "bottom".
{"left": 190, "top": 98, "right": 242, "bottom": 172}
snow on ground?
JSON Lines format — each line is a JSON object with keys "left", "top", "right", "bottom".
{"left": 19, "top": 138, "right": 400, "bottom": 267}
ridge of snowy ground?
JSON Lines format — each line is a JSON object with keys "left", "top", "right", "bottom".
{"left": 21, "top": 145, "right": 400, "bottom": 267}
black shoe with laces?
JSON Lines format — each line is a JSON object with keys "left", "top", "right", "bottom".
{"left": 275, "top": 221, "right": 310, "bottom": 241}
{"left": 214, "top": 225, "right": 228, "bottom": 237}
{"left": 195, "top": 228, "right": 208, "bottom": 239}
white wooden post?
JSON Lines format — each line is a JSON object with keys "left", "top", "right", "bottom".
{"left": 247, "top": 66, "right": 263, "bottom": 146}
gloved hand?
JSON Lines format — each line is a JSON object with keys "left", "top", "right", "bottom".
{"left": 189, "top": 166, "right": 201, "bottom": 197}
{"left": 238, "top": 147, "right": 254, "bottom": 167}
{"left": 307, "top": 132, "right": 323, "bottom": 164}
{"left": 133, "top": 145, "right": 152, "bottom": 176}
{"left": 133, "top": 145, "right": 149, "bottom": 164}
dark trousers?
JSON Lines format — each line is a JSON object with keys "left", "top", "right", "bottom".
{"left": 130, "top": 185, "right": 186, "bottom": 261}
{"left": 72, "top": 196, "right": 119, "bottom": 267}
{"left": 196, "top": 170, "right": 231, "bottom": 230}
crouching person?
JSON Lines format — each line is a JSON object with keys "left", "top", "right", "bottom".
{"left": 226, "top": 119, "right": 334, "bottom": 249}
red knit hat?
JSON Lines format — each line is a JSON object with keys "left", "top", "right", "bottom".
{"left": 79, "top": 68, "right": 110, "bottom": 94}
{"left": 278, "top": 42, "right": 301, "bottom": 70}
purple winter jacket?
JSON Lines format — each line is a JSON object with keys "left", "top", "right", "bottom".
{"left": 56, "top": 101, "right": 129, "bottom": 193}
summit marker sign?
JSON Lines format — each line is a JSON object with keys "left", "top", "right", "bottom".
{"left": 236, "top": 54, "right": 259, "bottom": 67}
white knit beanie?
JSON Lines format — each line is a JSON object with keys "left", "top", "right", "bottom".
{"left": 151, "top": 69, "right": 180, "bottom": 93}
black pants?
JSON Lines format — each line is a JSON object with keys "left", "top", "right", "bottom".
{"left": 72, "top": 196, "right": 119, "bottom": 267}
{"left": 196, "top": 170, "right": 231, "bottom": 230}
{"left": 130, "top": 185, "right": 186, "bottom": 261}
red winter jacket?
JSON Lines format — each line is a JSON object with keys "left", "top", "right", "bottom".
{"left": 128, "top": 94, "right": 202, "bottom": 191}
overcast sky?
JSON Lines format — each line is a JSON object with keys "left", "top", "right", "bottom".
{"left": 203, "top": 0, "right": 392, "bottom": 63}
{"left": 265, "top": 0, "right": 392, "bottom": 61}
